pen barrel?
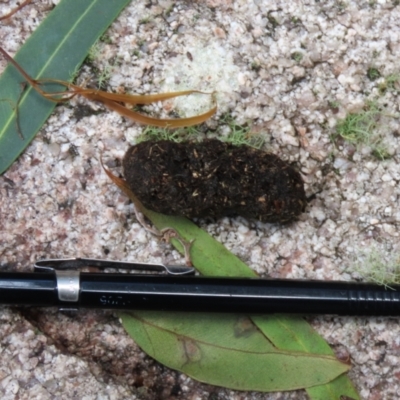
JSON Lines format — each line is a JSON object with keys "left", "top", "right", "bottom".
{"left": 0, "top": 273, "right": 59, "bottom": 306}
{"left": 79, "top": 274, "right": 400, "bottom": 315}
{"left": 1, "top": 272, "right": 400, "bottom": 315}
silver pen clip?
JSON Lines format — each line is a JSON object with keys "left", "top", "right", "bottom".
{"left": 34, "top": 258, "right": 195, "bottom": 275}
{"left": 34, "top": 258, "right": 195, "bottom": 303}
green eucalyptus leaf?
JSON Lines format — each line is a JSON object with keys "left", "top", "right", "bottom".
{"left": 118, "top": 210, "right": 358, "bottom": 396}
{"left": 253, "top": 315, "right": 360, "bottom": 399}
{"left": 0, "top": 0, "right": 131, "bottom": 175}
{"left": 121, "top": 311, "right": 350, "bottom": 392}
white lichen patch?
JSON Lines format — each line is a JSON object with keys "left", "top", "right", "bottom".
{"left": 161, "top": 41, "right": 240, "bottom": 116}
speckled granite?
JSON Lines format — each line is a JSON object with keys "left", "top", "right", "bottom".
{"left": 1, "top": 0, "right": 400, "bottom": 399}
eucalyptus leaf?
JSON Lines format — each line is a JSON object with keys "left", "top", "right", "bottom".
{"left": 112, "top": 176, "right": 358, "bottom": 397}
{"left": 0, "top": 0, "right": 131, "bottom": 175}
{"left": 121, "top": 311, "right": 350, "bottom": 392}
{"left": 253, "top": 315, "right": 360, "bottom": 399}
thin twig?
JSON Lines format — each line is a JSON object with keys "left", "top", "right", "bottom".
{"left": 0, "top": 0, "right": 33, "bottom": 21}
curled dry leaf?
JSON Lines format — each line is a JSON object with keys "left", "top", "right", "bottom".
{"left": 0, "top": 46, "right": 217, "bottom": 129}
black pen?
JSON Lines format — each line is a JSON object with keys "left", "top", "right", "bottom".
{"left": 0, "top": 258, "right": 399, "bottom": 316}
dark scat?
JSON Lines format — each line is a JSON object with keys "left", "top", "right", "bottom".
{"left": 123, "top": 139, "right": 307, "bottom": 223}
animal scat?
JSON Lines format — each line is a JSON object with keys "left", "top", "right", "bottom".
{"left": 123, "top": 139, "right": 307, "bottom": 223}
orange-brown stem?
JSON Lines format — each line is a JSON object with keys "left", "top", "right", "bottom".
{"left": 0, "top": 0, "right": 32, "bottom": 21}
{"left": 0, "top": 45, "right": 217, "bottom": 127}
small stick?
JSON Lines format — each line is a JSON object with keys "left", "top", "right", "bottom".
{"left": 101, "top": 158, "right": 195, "bottom": 266}
{"left": 131, "top": 207, "right": 194, "bottom": 266}
{"left": 0, "top": 0, "right": 32, "bottom": 21}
